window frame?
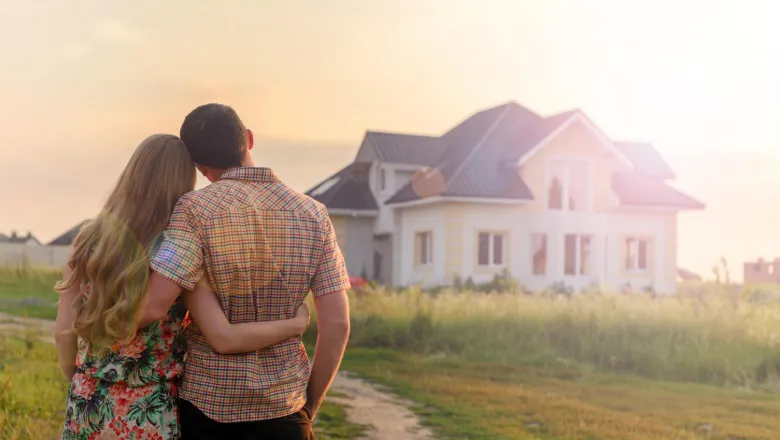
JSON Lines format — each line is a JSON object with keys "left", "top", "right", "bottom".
{"left": 563, "top": 233, "right": 594, "bottom": 277}
{"left": 476, "top": 231, "right": 507, "bottom": 267}
{"left": 544, "top": 158, "right": 593, "bottom": 212}
{"left": 530, "top": 233, "right": 548, "bottom": 276}
{"left": 415, "top": 231, "right": 433, "bottom": 266}
{"left": 624, "top": 237, "right": 651, "bottom": 273}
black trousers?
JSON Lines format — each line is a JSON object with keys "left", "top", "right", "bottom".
{"left": 180, "top": 398, "right": 315, "bottom": 440}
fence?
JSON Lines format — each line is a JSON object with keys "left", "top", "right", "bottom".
{"left": 0, "top": 243, "right": 70, "bottom": 268}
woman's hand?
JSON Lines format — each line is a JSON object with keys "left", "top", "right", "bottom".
{"left": 294, "top": 302, "right": 310, "bottom": 334}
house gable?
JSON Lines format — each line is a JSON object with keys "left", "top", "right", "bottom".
{"left": 515, "top": 111, "right": 635, "bottom": 170}
{"left": 520, "top": 117, "right": 629, "bottom": 213}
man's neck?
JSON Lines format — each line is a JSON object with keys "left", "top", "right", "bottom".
{"left": 241, "top": 156, "right": 256, "bottom": 168}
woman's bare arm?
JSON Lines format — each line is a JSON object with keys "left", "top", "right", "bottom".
{"left": 54, "top": 262, "right": 81, "bottom": 380}
{"left": 183, "top": 278, "right": 309, "bottom": 354}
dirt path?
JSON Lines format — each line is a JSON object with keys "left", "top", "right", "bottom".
{"left": 0, "top": 312, "right": 434, "bottom": 440}
{"left": 328, "top": 371, "right": 434, "bottom": 440}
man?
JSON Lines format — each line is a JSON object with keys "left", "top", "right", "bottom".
{"left": 141, "top": 103, "right": 351, "bottom": 439}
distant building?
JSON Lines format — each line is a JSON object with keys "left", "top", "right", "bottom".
{"left": 677, "top": 267, "right": 702, "bottom": 282}
{"left": 744, "top": 258, "right": 780, "bottom": 284}
{"left": 47, "top": 220, "right": 91, "bottom": 247}
{"left": 0, "top": 231, "right": 41, "bottom": 246}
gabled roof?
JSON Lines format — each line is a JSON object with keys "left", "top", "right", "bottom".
{"left": 614, "top": 142, "right": 675, "bottom": 179}
{"left": 363, "top": 131, "right": 445, "bottom": 166}
{"left": 48, "top": 220, "right": 91, "bottom": 246}
{"left": 611, "top": 171, "right": 704, "bottom": 209}
{"left": 387, "top": 102, "right": 570, "bottom": 204}
{"left": 305, "top": 163, "right": 379, "bottom": 212}
{"left": 384, "top": 101, "right": 700, "bottom": 209}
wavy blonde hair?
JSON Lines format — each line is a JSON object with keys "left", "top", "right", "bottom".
{"left": 55, "top": 134, "right": 196, "bottom": 350}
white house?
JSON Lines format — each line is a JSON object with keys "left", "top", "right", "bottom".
{"left": 305, "top": 101, "right": 704, "bottom": 294}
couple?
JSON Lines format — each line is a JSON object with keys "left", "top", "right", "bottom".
{"left": 53, "top": 103, "right": 351, "bottom": 440}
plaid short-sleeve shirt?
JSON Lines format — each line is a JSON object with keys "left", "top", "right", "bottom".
{"left": 150, "top": 167, "right": 351, "bottom": 423}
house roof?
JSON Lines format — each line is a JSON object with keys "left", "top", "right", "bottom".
{"left": 3, "top": 232, "right": 40, "bottom": 244}
{"left": 363, "top": 131, "right": 445, "bottom": 166}
{"left": 305, "top": 163, "right": 379, "bottom": 212}
{"left": 387, "top": 103, "right": 585, "bottom": 204}
{"left": 614, "top": 142, "right": 675, "bottom": 179}
{"left": 611, "top": 171, "right": 704, "bottom": 209}
{"left": 678, "top": 268, "right": 702, "bottom": 282}
{"left": 48, "top": 220, "right": 91, "bottom": 246}
{"left": 383, "top": 101, "right": 700, "bottom": 209}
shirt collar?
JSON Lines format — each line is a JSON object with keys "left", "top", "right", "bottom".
{"left": 220, "top": 167, "right": 280, "bottom": 183}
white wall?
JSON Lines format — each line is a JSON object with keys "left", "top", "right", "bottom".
{"left": 372, "top": 162, "right": 423, "bottom": 234}
{"left": 393, "top": 202, "right": 676, "bottom": 293}
{"left": 0, "top": 243, "right": 70, "bottom": 268}
{"left": 394, "top": 203, "right": 447, "bottom": 287}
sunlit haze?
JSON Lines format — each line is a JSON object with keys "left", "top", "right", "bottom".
{"left": 2, "top": 0, "right": 779, "bottom": 280}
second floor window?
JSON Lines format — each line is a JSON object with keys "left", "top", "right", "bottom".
{"left": 547, "top": 160, "right": 592, "bottom": 211}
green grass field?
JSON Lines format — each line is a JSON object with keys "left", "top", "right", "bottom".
{"left": 0, "top": 334, "right": 367, "bottom": 440}
{"left": 5, "top": 266, "right": 780, "bottom": 439}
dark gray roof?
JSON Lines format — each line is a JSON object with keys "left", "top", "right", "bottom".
{"left": 342, "top": 100, "right": 699, "bottom": 210}
{"left": 48, "top": 220, "right": 90, "bottom": 246}
{"left": 387, "top": 102, "right": 574, "bottom": 204}
{"left": 3, "top": 232, "right": 40, "bottom": 244}
{"left": 614, "top": 142, "right": 676, "bottom": 179}
{"left": 305, "top": 163, "right": 379, "bottom": 212}
{"left": 611, "top": 171, "right": 704, "bottom": 209}
{"left": 364, "top": 132, "right": 445, "bottom": 166}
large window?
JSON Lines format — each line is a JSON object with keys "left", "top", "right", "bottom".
{"left": 416, "top": 231, "right": 432, "bottom": 265}
{"left": 624, "top": 237, "right": 650, "bottom": 272}
{"left": 547, "top": 160, "right": 592, "bottom": 211}
{"left": 564, "top": 234, "right": 593, "bottom": 276}
{"left": 477, "top": 232, "right": 505, "bottom": 266}
{"left": 531, "top": 233, "right": 547, "bottom": 275}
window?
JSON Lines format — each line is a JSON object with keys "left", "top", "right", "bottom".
{"left": 477, "top": 232, "right": 505, "bottom": 266}
{"left": 416, "top": 231, "right": 432, "bottom": 265}
{"left": 531, "top": 233, "right": 547, "bottom": 275}
{"left": 564, "top": 234, "right": 593, "bottom": 276}
{"left": 624, "top": 238, "right": 650, "bottom": 271}
{"left": 546, "top": 160, "right": 592, "bottom": 211}
{"left": 379, "top": 168, "right": 386, "bottom": 191}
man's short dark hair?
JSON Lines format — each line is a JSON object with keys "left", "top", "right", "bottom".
{"left": 180, "top": 103, "right": 248, "bottom": 169}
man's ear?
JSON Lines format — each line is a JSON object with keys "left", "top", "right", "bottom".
{"left": 247, "top": 128, "right": 254, "bottom": 151}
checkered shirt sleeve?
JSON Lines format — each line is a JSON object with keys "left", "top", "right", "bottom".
{"left": 310, "top": 214, "right": 351, "bottom": 297}
{"left": 150, "top": 199, "right": 204, "bottom": 291}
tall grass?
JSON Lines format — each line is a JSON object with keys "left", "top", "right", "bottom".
{"left": 324, "top": 284, "right": 780, "bottom": 388}
{"left": 4, "top": 266, "right": 780, "bottom": 389}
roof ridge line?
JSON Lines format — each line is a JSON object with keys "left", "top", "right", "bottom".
{"left": 366, "top": 130, "right": 439, "bottom": 138}
{"left": 441, "top": 104, "right": 514, "bottom": 193}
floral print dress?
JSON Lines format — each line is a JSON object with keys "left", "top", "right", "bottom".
{"left": 61, "top": 282, "right": 189, "bottom": 440}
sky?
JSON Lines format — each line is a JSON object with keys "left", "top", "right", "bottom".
{"left": 2, "top": 0, "right": 779, "bottom": 281}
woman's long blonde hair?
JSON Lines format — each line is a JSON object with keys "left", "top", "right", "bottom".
{"left": 55, "top": 134, "right": 196, "bottom": 350}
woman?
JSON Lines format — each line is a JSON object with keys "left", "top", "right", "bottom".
{"left": 53, "top": 134, "right": 309, "bottom": 440}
